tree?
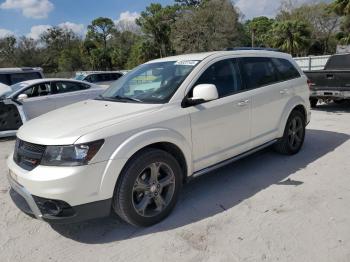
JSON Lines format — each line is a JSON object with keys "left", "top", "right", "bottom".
{"left": 41, "top": 27, "right": 82, "bottom": 72}
{"left": 15, "top": 37, "right": 43, "bottom": 67}
{"left": 271, "top": 20, "right": 311, "bottom": 56}
{"left": 171, "top": 0, "right": 242, "bottom": 54}
{"left": 333, "top": 0, "right": 350, "bottom": 15}
{"left": 86, "top": 17, "right": 116, "bottom": 70}
{"left": 245, "top": 16, "right": 275, "bottom": 47}
{"left": 276, "top": 2, "right": 340, "bottom": 54}
{"left": 333, "top": 0, "right": 350, "bottom": 44}
{"left": 87, "top": 17, "right": 116, "bottom": 50}
{"left": 0, "top": 36, "right": 16, "bottom": 67}
{"left": 136, "top": 4, "right": 179, "bottom": 57}
{"left": 175, "top": 0, "right": 203, "bottom": 7}
{"left": 111, "top": 31, "right": 139, "bottom": 69}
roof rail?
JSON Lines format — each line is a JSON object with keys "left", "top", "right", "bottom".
{"left": 225, "top": 47, "right": 281, "bottom": 52}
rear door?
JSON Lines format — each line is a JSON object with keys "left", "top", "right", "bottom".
{"left": 50, "top": 81, "right": 98, "bottom": 109}
{"left": 240, "top": 57, "right": 294, "bottom": 148}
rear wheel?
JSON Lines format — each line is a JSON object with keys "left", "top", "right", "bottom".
{"left": 112, "top": 148, "right": 182, "bottom": 227}
{"left": 333, "top": 99, "right": 345, "bottom": 104}
{"left": 274, "top": 110, "right": 305, "bottom": 155}
{"left": 310, "top": 98, "right": 318, "bottom": 108}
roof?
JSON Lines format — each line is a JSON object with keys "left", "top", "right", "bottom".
{"left": 147, "top": 50, "right": 291, "bottom": 63}
{"left": 75, "top": 71, "right": 125, "bottom": 76}
{"left": 0, "top": 67, "right": 43, "bottom": 73}
{"left": 12, "top": 78, "right": 90, "bottom": 86}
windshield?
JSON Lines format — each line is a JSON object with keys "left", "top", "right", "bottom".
{"left": 0, "top": 82, "right": 30, "bottom": 98}
{"left": 99, "top": 60, "right": 199, "bottom": 103}
{"left": 74, "top": 74, "right": 86, "bottom": 81}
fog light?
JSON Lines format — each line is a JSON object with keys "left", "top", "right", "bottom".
{"left": 43, "top": 201, "right": 62, "bottom": 216}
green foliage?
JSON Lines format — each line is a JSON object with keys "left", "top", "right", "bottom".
{"left": 333, "top": 0, "right": 350, "bottom": 15}
{"left": 171, "top": 0, "right": 242, "bottom": 53}
{"left": 271, "top": 20, "right": 311, "bottom": 56}
{"left": 0, "top": 36, "right": 16, "bottom": 66}
{"left": 136, "top": 3, "right": 179, "bottom": 57}
{"left": 245, "top": 16, "right": 275, "bottom": 47}
{"left": 1, "top": 0, "right": 349, "bottom": 73}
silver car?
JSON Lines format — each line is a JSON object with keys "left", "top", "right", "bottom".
{"left": 0, "top": 78, "right": 104, "bottom": 137}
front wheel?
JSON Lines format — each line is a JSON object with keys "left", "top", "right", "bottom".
{"left": 274, "top": 110, "right": 305, "bottom": 155}
{"left": 112, "top": 148, "right": 183, "bottom": 227}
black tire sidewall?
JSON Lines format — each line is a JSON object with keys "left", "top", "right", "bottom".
{"left": 282, "top": 111, "right": 306, "bottom": 154}
{"left": 310, "top": 98, "right": 318, "bottom": 108}
{"left": 113, "top": 149, "right": 183, "bottom": 227}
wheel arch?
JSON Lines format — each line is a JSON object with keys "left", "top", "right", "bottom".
{"left": 99, "top": 128, "right": 193, "bottom": 199}
{"left": 278, "top": 97, "right": 308, "bottom": 138}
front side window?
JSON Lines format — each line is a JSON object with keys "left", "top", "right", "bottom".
{"left": 194, "top": 59, "right": 242, "bottom": 98}
{"left": 19, "top": 83, "right": 51, "bottom": 98}
{"left": 272, "top": 58, "right": 300, "bottom": 81}
{"left": 100, "top": 61, "right": 199, "bottom": 103}
{"left": 240, "top": 57, "right": 279, "bottom": 89}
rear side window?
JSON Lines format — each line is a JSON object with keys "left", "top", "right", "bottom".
{"left": 53, "top": 81, "right": 88, "bottom": 94}
{"left": 240, "top": 57, "right": 279, "bottom": 89}
{"left": 111, "top": 73, "right": 122, "bottom": 80}
{"left": 272, "top": 58, "right": 300, "bottom": 81}
{"left": 195, "top": 59, "right": 243, "bottom": 98}
{"left": 9, "top": 72, "right": 42, "bottom": 85}
{"left": 325, "top": 54, "right": 350, "bottom": 70}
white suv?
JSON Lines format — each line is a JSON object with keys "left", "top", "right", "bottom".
{"left": 7, "top": 50, "right": 311, "bottom": 226}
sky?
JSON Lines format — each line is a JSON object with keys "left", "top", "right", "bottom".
{"left": 0, "top": 0, "right": 331, "bottom": 39}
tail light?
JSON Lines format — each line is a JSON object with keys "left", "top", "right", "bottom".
{"left": 307, "top": 79, "right": 314, "bottom": 89}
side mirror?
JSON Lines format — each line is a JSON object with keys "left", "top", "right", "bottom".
{"left": 184, "top": 84, "right": 219, "bottom": 106}
{"left": 17, "top": 94, "right": 28, "bottom": 101}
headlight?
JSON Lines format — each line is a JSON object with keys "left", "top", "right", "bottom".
{"left": 41, "top": 140, "right": 104, "bottom": 166}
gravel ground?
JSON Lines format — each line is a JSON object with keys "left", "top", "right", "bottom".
{"left": 1, "top": 103, "right": 350, "bottom": 262}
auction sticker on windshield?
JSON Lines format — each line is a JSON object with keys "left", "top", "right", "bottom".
{"left": 174, "top": 60, "right": 199, "bottom": 66}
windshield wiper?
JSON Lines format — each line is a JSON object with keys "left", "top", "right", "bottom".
{"left": 96, "top": 94, "right": 142, "bottom": 103}
{"left": 113, "top": 95, "right": 142, "bottom": 103}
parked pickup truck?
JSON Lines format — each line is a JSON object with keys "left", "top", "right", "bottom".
{"left": 305, "top": 53, "right": 350, "bottom": 107}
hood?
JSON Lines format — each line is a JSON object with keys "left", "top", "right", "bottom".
{"left": 0, "top": 83, "right": 11, "bottom": 99}
{"left": 17, "top": 99, "right": 163, "bottom": 145}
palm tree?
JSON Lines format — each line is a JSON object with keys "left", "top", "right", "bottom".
{"left": 271, "top": 20, "right": 311, "bottom": 56}
{"left": 333, "top": 0, "right": 350, "bottom": 16}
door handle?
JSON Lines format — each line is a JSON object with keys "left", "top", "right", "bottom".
{"left": 237, "top": 100, "right": 250, "bottom": 106}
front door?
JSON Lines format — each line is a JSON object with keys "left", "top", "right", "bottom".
{"left": 19, "top": 82, "right": 56, "bottom": 119}
{"left": 188, "top": 58, "right": 252, "bottom": 172}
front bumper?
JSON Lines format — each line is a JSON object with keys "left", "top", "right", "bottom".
{"left": 310, "top": 90, "right": 350, "bottom": 99}
{"left": 8, "top": 173, "right": 112, "bottom": 224}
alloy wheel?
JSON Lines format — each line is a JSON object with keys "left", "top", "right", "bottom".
{"left": 132, "top": 162, "right": 176, "bottom": 217}
{"left": 287, "top": 116, "right": 304, "bottom": 150}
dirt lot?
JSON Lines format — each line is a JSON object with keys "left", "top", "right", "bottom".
{"left": 1, "top": 103, "right": 350, "bottom": 262}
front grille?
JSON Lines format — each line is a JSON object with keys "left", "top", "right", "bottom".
{"left": 13, "top": 139, "right": 46, "bottom": 171}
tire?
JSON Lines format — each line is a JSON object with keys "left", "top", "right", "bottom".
{"left": 112, "top": 148, "right": 183, "bottom": 227}
{"left": 333, "top": 99, "right": 345, "bottom": 104}
{"left": 310, "top": 98, "right": 318, "bottom": 108}
{"left": 274, "top": 110, "right": 305, "bottom": 155}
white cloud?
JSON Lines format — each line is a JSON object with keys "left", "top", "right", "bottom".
{"left": 26, "top": 24, "right": 51, "bottom": 40}
{"left": 235, "top": 0, "right": 332, "bottom": 19}
{"left": 115, "top": 11, "right": 140, "bottom": 32}
{"left": 58, "top": 22, "right": 85, "bottom": 35}
{"left": 0, "top": 28, "right": 15, "bottom": 38}
{"left": 0, "top": 0, "right": 54, "bottom": 19}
